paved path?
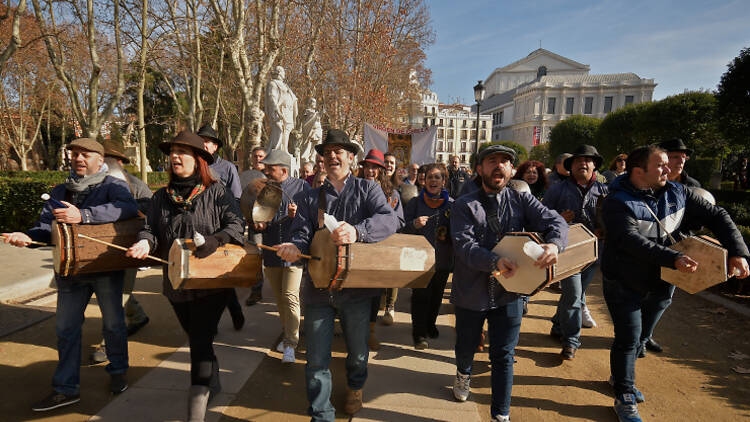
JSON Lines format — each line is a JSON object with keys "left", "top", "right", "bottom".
{"left": 1, "top": 250, "right": 750, "bottom": 421}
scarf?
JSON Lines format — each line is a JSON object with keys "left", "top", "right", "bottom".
{"left": 167, "top": 174, "right": 205, "bottom": 211}
{"left": 420, "top": 188, "right": 449, "bottom": 209}
{"left": 65, "top": 163, "right": 109, "bottom": 193}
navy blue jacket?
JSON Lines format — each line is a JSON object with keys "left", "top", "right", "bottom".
{"left": 258, "top": 177, "right": 310, "bottom": 267}
{"left": 289, "top": 173, "right": 400, "bottom": 305}
{"left": 543, "top": 177, "right": 608, "bottom": 232}
{"left": 602, "top": 175, "right": 748, "bottom": 295}
{"left": 402, "top": 190, "right": 454, "bottom": 271}
{"left": 210, "top": 156, "right": 242, "bottom": 200}
{"left": 450, "top": 187, "right": 568, "bottom": 311}
{"left": 27, "top": 176, "right": 138, "bottom": 244}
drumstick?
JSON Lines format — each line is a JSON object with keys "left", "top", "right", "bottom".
{"left": 76, "top": 233, "right": 169, "bottom": 264}
{"left": 492, "top": 269, "right": 508, "bottom": 279}
{"left": 256, "top": 243, "right": 321, "bottom": 261}
{"left": 0, "top": 234, "right": 50, "bottom": 247}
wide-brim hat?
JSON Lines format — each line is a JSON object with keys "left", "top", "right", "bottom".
{"left": 314, "top": 129, "right": 359, "bottom": 156}
{"left": 358, "top": 148, "right": 386, "bottom": 168}
{"left": 103, "top": 142, "right": 130, "bottom": 164}
{"left": 658, "top": 138, "right": 693, "bottom": 156}
{"left": 66, "top": 138, "right": 104, "bottom": 156}
{"left": 564, "top": 144, "right": 603, "bottom": 171}
{"left": 197, "top": 124, "right": 223, "bottom": 148}
{"left": 477, "top": 144, "right": 516, "bottom": 165}
{"left": 158, "top": 131, "right": 215, "bottom": 164}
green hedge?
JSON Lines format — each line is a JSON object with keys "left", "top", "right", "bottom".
{"left": 684, "top": 157, "right": 720, "bottom": 187}
{"left": 0, "top": 170, "right": 68, "bottom": 185}
{"left": 0, "top": 178, "right": 55, "bottom": 232}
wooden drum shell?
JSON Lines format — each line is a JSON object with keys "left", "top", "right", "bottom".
{"left": 308, "top": 230, "right": 436, "bottom": 289}
{"left": 52, "top": 219, "right": 146, "bottom": 277}
{"left": 661, "top": 235, "right": 727, "bottom": 294}
{"left": 168, "top": 239, "right": 262, "bottom": 290}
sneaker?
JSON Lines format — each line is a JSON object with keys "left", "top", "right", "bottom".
{"left": 282, "top": 345, "right": 295, "bottom": 363}
{"left": 452, "top": 371, "right": 471, "bottom": 402}
{"left": 110, "top": 373, "right": 128, "bottom": 394}
{"left": 608, "top": 376, "right": 645, "bottom": 403}
{"left": 32, "top": 391, "right": 80, "bottom": 412}
{"left": 381, "top": 307, "right": 395, "bottom": 326}
{"left": 245, "top": 290, "right": 262, "bottom": 306}
{"left": 614, "top": 394, "right": 642, "bottom": 422}
{"left": 90, "top": 345, "right": 108, "bottom": 364}
{"left": 414, "top": 337, "right": 428, "bottom": 350}
{"left": 581, "top": 304, "right": 597, "bottom": 328}
{"left": 492, "top": 414, "right": 510, "bottom": 422}
{"left": 344, "top": 388, "right": 363, "bottom": 414}
{"left": 276, "top": 340, "right": 285, "bottom": 353}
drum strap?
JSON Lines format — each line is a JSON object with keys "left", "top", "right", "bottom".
{"left": 642, "top": 203, "right": 678, "bottom": 245}
{"left": 328, "top": 244, "right": 350, "bottom": 291}
{"left": 317, "top": 187, "right": 327, "bottom": 229}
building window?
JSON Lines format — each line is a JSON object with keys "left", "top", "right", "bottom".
{"left": 584, "top": 97, "right": 593, "bottom": 114}
{"left": 480, "top": 130, "right": 486, "bottom": 140}
{"left": 439, "top": 118, "right": 444, "bottom": 126}
{"left": 447, "top": 129, "right": 454, "bottom": 138}
{"left": 460, "top": 130, "right": 467, "bottom": 140}
{"left": 437, "top": 129, "right": 444, "bottom": 138}
{"left": 424, "top": 106, "right": 428, "bottom": 113}
{"left": 494, "top": 133, "right": 499, "bottom": 141}
{"left": 603, "top": 96, "right": 613, "bottom": 113}
{"left": 565, "top": 97, "right": 574, "bottom": 114}
{"left": 547, "top": 97, "right": 556, "bottom": 114}
{"left": 437, "top": 154, "right": 443, "bottom": 162}
{"left": 431, "top": 107, "right": 435, "bottom": 114}
{"left": 423, "top": 118, "right": 428, "bottom": 127}
{"left": 437, "top": 141, "right": 443, "bottom": 152}
{"left": 449, "top": 119, "right": 453, "bottom": 127}
{"left": 461, "top": 142, "right": 467, "bottom": 152}
{"left": 460, "top": 155, "right": 466, "bottom": 163}
{"left": 431, "top": 118, "right": 435, "bottom": 126}
{"left": 625, "top": 95, "right": 634, "bottom": 105}
{"left": 447, "top": 143, "right": 454, "bottom": 152}
{"left": 482, "top": 121, "right": 487, "bottom": 128}
{"left": 462, "top": 120, "right": 467, "bottom": 128}
{"left": 498, "top": 111, "right": 504, "bottom": 125}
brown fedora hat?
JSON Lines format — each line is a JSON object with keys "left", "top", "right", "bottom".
{"left": 103, "top": 142, "right": 130, "bottom": 164}
{"left": 159, "top": 131, "right": 215, "bottom": 164}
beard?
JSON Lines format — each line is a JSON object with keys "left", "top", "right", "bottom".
{"left": 481, "top": 169, "right": 510, "bottom": 192}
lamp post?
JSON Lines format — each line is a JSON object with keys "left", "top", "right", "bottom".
{"left": 473, "top": 80, "right": 486, "bottom": 154}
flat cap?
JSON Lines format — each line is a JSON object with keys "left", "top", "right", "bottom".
{"left": 261, "top": 149, "right": 292, "bottom": 168}
{"left": 477, "top": 145, "right": 516, "bottom": 165}
{"left": 66, "top": 138, "right": 104, "bottom": 155}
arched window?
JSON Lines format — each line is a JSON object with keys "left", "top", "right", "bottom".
{"left": 537, "top": 66, "right": 547, "bottom": 78}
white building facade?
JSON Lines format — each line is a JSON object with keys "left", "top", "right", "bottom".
{"left": 480, "top": 49, "right": 656, "bottom": 150}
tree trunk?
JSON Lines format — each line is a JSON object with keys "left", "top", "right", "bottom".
{"left": 137, "top": 0, "right": 149, "bottom": 182}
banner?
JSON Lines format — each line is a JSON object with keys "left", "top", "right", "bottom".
{"left": 363, "top": 123, "right": 437, "bottom": 167}
{"left": 533, "top": 126, "right": 541, "bottom": 146}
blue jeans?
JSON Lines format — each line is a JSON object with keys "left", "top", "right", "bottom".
{"left": 454, "top": 299, "right": 523, "bottom": 418}
{"left": 602, "top": 277, "right": 671, "bottom": 396}
{"left": 551, "top": 261, "right": 599, "bottom": 349}
{"left": 53, "top": 271, "right": 128, "bottom": 395}
{"left": 304, "top": 297, "right": 371, "bottom": 422}
{"left": 640, "top": 284, "right": 676, "bottom": 347}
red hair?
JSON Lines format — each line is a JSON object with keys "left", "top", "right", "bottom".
{"left": 168, "top": 149, "right": 216, "bottom": 186}
{"left": 514, "top": 160, "right": 548, "bottom": 190}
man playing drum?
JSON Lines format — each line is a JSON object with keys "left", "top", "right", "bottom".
{"left": 276, "top": 129, "right": 400, "bottom": 421}
{"left": 2, "top": 138, "right": 138, "bottom": 411}
{"left": 449, "top": 145, "right": 568, "bottom": 422}
{"left": 253, "top": 150, "right": 309, "bottom": 363}
{"left": 601, "top": 145, "right": 749, "bottom": 422}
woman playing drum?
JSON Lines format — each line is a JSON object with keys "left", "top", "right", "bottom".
{"left": 126, "top": 131, "right": 244, "bottom": 422}
{"left": 402, "top": 163, "right": 454, "bottom": 349}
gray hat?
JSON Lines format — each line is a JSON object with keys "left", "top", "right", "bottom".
{"left": 261, "top": 150, "right": 292, "bottom": 168}
{"left": 66, "top": 138, "right": 104, "bottom": 155}
{"left": 478, "top": 145, "right": 516, "bottom": 165}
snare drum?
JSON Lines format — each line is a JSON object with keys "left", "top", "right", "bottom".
{"left": 168, "top": 239, "right": 262, "bottom": 289}
{"left": 491, "top": 224, "right": 598, "bottom": 296}
{"left": 308, "top": 230, "right": 435, "bottom": 289}
{"left": 51, "top": 219, "right": 146, "bottom": 277}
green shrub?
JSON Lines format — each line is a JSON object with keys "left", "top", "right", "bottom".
{"left": 737, "top": 225, "right": 750, "bottom": 247}
{"left": 0, "top": 178, "right": 54, "bottom": 232}
{"left": 147, "top": 171, "right": 169, "bottom": 186}
{"left": 721, "top": 201, "right": 750, "bottom": 227}
{"left": 0, "top": 170, "right": 67, "bottom": 185}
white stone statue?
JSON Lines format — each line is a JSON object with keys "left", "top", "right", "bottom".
{"left": 299, "top": 98, "right": 323, "bottom": 162}
{"left": 265, "top": 66, "right": 298, "bottom": 154}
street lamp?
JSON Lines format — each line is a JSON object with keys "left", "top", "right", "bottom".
{"left": 473, "top": 80, "right": 485, "bottom": 154}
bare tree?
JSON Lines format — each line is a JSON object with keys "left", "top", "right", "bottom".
{"left": 0, "top": 0, "right": 27, "bottom": 70}
{"left": 0, "top": 74, "right": 49, "bottom": 170}
{"left": 30, "top": 0, "right": 126, "bottom": 138}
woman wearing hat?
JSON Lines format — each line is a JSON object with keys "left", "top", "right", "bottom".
{"left": 357, "top": 148, "right": 405, "bottom": 350}
{"left": 126, "top": 131, "right": 244, "bottom": 421}
{"left": 402, "top": 162, "right": 454, "bottom": 349}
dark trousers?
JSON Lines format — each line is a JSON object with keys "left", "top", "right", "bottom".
{"left": 454, "top": 300, "right": 523, "bottom": 418}
{"left": 410, "top": 269, "right": 450, "bottom": 340}
{"left": 171, "top": 292, "right": 228, "bottom": 386}
{"left": 603, "top": 277, "right": 671, "bottom": 396}
{"left": 225, "top": 288, "right": 243, "bottom": 320}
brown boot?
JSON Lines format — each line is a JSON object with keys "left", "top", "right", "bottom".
{"left": 344, "top": 388, "right": 363, "bottom": 415}
{"left": 368, "top": 322, "right": 380, "bottom": 351}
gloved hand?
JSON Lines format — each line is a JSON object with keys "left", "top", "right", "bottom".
{"left": 193, "top": 231, "right": 231, "bottom": 259}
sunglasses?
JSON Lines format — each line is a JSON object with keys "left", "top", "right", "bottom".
{"left": 616, "top": 158, "right": 626, "bottom": 162}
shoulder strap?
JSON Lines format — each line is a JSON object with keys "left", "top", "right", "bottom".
{"left": 317, "top": 186, "right": 327, "bottom": 229}
{"left": 642, "top": 202, "right": 678, "bottom": 244}
{"left": 477, "top": 190, "right": 506, "bottom": 236}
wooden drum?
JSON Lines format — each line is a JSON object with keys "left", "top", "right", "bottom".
{"left": 51, "top": 219, "right": 146, "bottom": 277}
{"left": 308, "top": 230, "right": 435, "bottom": 290}
{"left": 661, "top": 235, "right": 727, "bottom": 294}
{"left": 168, "top": 239, "right": 262, "bottom": 289}
{"left": 490, "top": 224, "right": 598, "bottom": 296}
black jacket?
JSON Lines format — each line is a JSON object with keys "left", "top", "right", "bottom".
{"left": 448, "top": 167, "right": 469, "bottom": 199}
{"left": 138, "top": 182, "right": 245, "bottom": 302}
{"left": 601, "top": 176, "right": 748, "bottom": 295}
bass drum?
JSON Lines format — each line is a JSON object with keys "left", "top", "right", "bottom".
{"left": 168, "top": 239, "right": 262, "bottom": 289}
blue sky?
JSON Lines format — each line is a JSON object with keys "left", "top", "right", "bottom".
{"left": 424, "top": 0, "right": 750, "bottom": 102}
